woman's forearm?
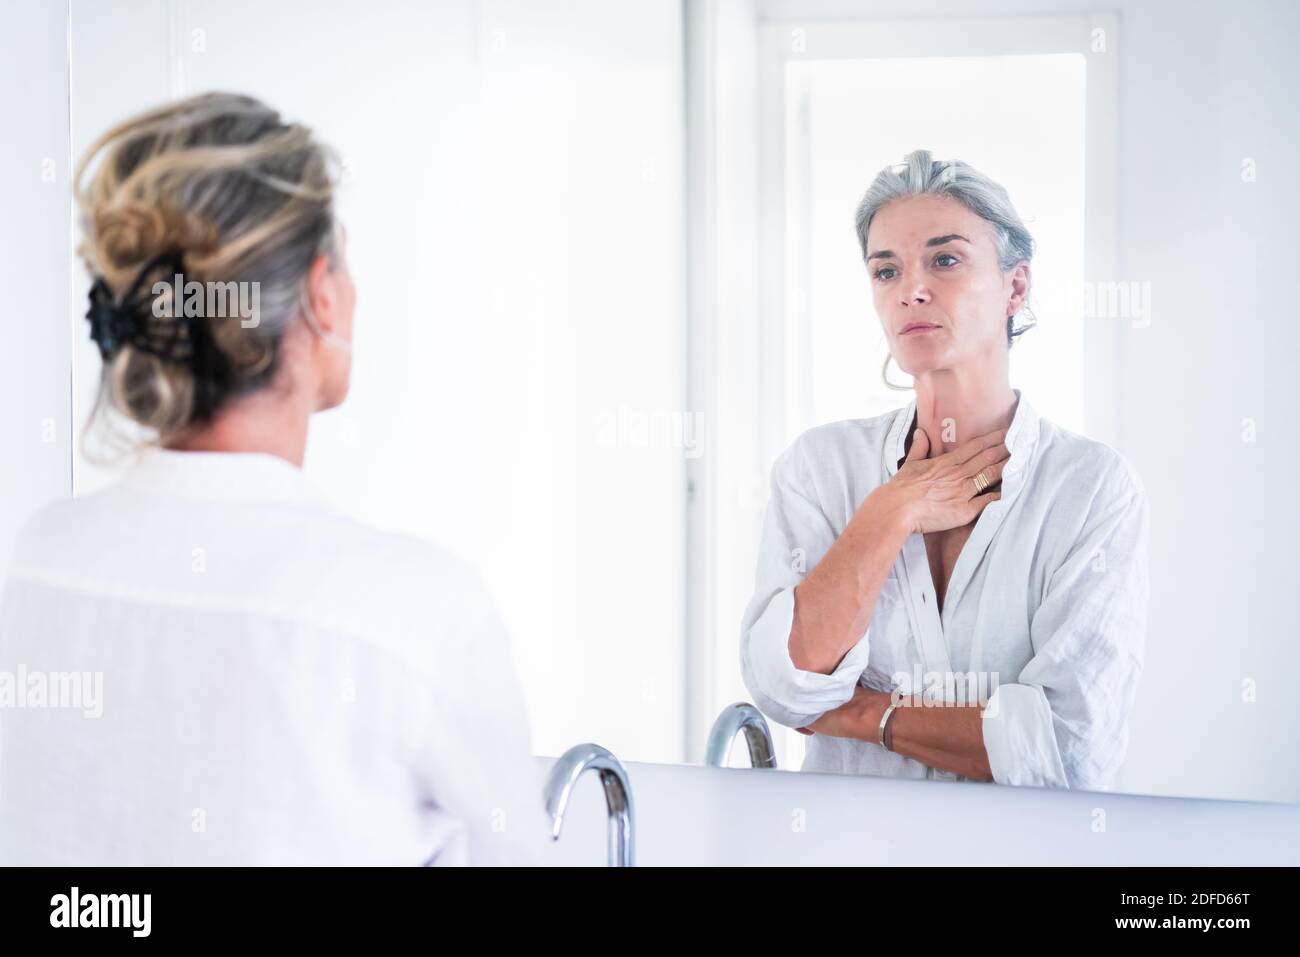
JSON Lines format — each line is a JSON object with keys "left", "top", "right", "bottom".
{"left": 809, "top": 689, "right": 994, "bottom": 781}
{"left": 788, "top": 488, "right": 912, "bottom": 674}
{"left": 887, "top": 701, "right": 994, "bottom": 781}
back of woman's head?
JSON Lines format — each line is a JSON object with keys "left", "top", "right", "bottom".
{"left": 74, "top": 91, "right": 341, "bottom": 459}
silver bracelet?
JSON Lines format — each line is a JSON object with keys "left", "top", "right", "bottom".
{"left": 878, "top": 702, "right": 900, "bottom": 750}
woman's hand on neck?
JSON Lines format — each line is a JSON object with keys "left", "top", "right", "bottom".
{"left": 911, "top": 364, "right": 1017, "bottom": 456}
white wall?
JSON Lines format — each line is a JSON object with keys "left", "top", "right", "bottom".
{"left": 0, "top": 2, "right": 73, "bottom": 574}
{"left": 685, "top": 0, "right": 770, "bottom": 766}
{"left": 756, "top": 0, "right": 1300, "bottom": 803}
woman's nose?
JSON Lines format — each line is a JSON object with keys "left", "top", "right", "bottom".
{"left": 901, "top": 285, "right": 931, "bottom": 306}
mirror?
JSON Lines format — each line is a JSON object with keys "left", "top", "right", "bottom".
{"left": 60, "top": 0, "right": 1298, "bottom": 806}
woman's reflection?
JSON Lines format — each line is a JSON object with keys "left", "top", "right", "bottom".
{"left": 740, "top": 150, "right": 1149, "bottom": 790}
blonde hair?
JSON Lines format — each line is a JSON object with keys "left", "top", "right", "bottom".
{"left": 74, "top": 91, "right": 341, "bottom": 460}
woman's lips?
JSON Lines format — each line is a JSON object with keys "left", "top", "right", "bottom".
{"left": 900, "top": 323, "right": 941, "bottom": 335}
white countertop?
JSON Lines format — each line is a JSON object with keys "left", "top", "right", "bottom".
{"left": 534, "top": 756, "right": 1300, "bottom": 866}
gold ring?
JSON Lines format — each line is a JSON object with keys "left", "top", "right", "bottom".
{"left": 972, "top": 471, "right": 988, "bottom": 493}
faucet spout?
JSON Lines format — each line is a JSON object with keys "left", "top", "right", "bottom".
{"left": 543, "top": 743, "right": 635, "bottom": 867}
{"left": 705, "top": 702, "right": 777, "bottom": 768}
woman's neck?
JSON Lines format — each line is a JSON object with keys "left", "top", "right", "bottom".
{"left": 164, "top": 391, "right": 312, "bottom": 467}
{"left": 910, "top": 369, "right": 1017, "bottom": 456}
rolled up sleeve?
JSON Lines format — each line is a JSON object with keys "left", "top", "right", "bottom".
{"left": 739, "top": 441, "right": 871, "bottom": 729}
{"left": 981, "top": 480, "right": 1150, "bottom": 790}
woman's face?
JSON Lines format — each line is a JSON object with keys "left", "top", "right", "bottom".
{"left": 865, "top": 193, "right": 1027, "bottom": 377}
{"left": 315, "top": 222, "right": 356, "bottom": 409}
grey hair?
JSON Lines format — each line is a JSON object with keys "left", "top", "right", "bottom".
{"left": 856, "top": 149, "right": 1037, "bottom": 389}
{"left": 74, "top": 91, "right": 342, "bottom": 460}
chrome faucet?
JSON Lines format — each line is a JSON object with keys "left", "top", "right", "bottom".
{"left": 543, "top": 743, "right": 635, "bottom": 867}
{"left": 705, "top": 702, "right": 777, "bottom": 768}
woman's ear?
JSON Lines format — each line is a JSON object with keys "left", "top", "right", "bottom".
{"left": 304, "top": 251, "right": 340, "bottom": 337}
{"left": 1006, "top": 261, "right": 1031, "bottom": 317}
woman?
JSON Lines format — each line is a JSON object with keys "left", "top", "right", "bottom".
{"left": 740, "top": 150, "right": 1149, "bottom": 791}
{"left": 0, "top": 92, "right": 551, "bottom": 864}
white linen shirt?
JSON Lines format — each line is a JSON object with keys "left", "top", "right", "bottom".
{"left": 740, "top": 388, "right": 1150, "bottom": 790}
{"left": 0, "top": 448, "right": 554, "bottom": 865}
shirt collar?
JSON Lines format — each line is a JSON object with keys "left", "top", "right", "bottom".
{"left": 882, "top": 387, "right": 1040, "bottom": 492}
{"left": 120, "top": 447, "right": 333, "bottom": 508}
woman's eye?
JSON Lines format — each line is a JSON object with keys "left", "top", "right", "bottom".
{"left": 874, "top": 255, "right": 956, "bottom": 281}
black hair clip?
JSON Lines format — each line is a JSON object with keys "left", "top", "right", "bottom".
{"left": 84, "top": 250, "right": 193, "bottom": 364}
{"left": 84, "top": 250, "right": 241, "bottom": 424}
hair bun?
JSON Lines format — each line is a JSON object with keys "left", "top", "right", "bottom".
{"left": 91, "top": 202, "right": 219, "bottom": 276}
{"left": 93, "top": 202, "right": 175, "bottom": 270}
{"left": 75, "top": 91, "right": 337, "bottom": 460}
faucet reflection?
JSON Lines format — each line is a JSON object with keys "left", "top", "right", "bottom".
{"left": 543, "top": 743, "right": 635, "bottom": 867}
{"left": 705, "top": 702, "right": 777, "bottom": 769}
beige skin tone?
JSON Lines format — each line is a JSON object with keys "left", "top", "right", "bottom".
{"left": 165, "top": 226, "right": 357, "bottom": 465}
{"left": 789, "top": 193, "right": 1030, "bottom": 782}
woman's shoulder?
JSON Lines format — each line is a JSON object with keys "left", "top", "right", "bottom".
{"left": 297, "top": 518, "right": 500, "bottom": 631}
{"left": 312, "top": 529, "right": 510, "bottom": 680}
{"left": 5, "top": 485, "right": 470, "bottom": 585}
{"left": 3, "top": 491, "right": 502, "bottom": 676}
{"left": 3, "top": 493, "right": 115, "bottom": 576}
{"left": 1033, "top": 416, "right": 1146, "bottom": 505}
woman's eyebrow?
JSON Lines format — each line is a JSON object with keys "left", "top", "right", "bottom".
{"left": 866, "top": 234, "right": 972, "bottom": 262}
